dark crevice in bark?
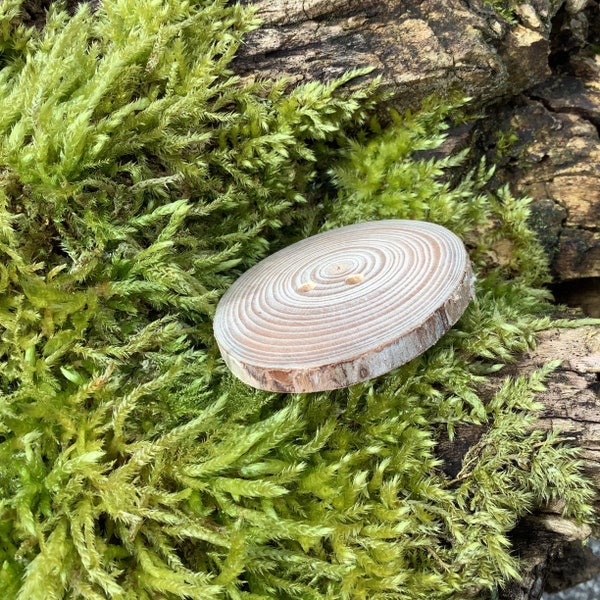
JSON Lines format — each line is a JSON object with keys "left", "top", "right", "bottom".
{"left": 551, "top": 277, "right": 600, "bottom": 318}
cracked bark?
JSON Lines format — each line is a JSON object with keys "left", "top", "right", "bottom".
{"left": 486, "top": 72, "right": 600, "bottom": 309}
{"left": 232, "top": 0, "right": 556, "bottom": 107}
{"left": 437, "top": 324, "right": 600, "bottom": 600}
{"left": 522, "top": 326, "right": 600, "bottom": 492}
{"left": 232, "top": 0, "right": 600, "bottom": 286}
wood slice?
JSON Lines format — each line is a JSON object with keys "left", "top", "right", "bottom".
{"left": 214, "top": 220, "right": 475, "bottom": 393}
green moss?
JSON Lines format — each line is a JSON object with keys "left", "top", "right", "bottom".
{"left": 482, "top": 0, "right": 517, "bottom": 22}
{"left": 0, "top": 1, "right": 594, "bottom": 599}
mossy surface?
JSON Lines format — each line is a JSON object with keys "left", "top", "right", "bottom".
{"left": 0, "top": 1, "right": 594, "bottom": 599}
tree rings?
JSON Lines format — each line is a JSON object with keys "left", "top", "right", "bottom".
{"left": 214, "top": 220, "right": 475, "bottom": 393}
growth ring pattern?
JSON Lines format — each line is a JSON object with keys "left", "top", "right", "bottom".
{"left": 214, "top": 220, "right": 474, "bottom": 392}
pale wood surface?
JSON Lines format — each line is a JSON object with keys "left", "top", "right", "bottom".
{"left": 214, "top": 220, "right": 474, "bottom": 392}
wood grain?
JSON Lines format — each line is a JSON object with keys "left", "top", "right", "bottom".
{"left": 214, "top": 220, "right": 475, "bottom": 392}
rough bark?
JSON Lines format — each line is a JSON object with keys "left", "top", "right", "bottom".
{"left": 520, "top": 325, "right": 600, "bottom": 510}
{"left": 484, "top": 70, "right": 600, "bottom": 285}
{"left": 438, "top": 324, "right": 600, "bottom": 599}
{"left": 233, "top": 0, "right": 558, "bottom": 109}
{"left": 232, "top": 0, "right": 600, "bottom": 287}
{"left": 438, "top": 325, "right": 600, "bottom": 503}
{"left": 501, "top": 324, "right": 600, "bottom": 599}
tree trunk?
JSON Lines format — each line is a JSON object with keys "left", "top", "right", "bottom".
{"left": 434, "top": 323, "right": 600, "bottom": 599}
{"left": 232, "top": 1, "right": 600, "bottom": 597}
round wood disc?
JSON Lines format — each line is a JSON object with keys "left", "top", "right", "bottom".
{"left": 214, "top": 220, "right": 475, "bottom": 393}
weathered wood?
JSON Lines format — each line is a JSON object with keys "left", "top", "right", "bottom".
{"left": 438, "top": 324, "right": 600, "bottom": 599}
{"left": 232, "top": 0, "right": 557, "bottom": 109}
{"left": 232, "top": 0, "right": 600, "bottom": 286}
{"left": 502, "top": 324, "right": 600, "bottom": 598}
{"left": 484, "top": 72, "right": 600, "bottom": 283}
{"left": 443, "top": 326, "right": 600, "bottom": 495}
{"left": 515, "top": 325, "right": 600, "bottom": 502}
{"left": 214, "top": 220, "right": 474, "bottom": 392}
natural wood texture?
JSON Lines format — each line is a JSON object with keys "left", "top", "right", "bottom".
{"left": 487, "top": 72, "right": 600, "bottom": 283}
{"left": 445, "top": 325, "right": 600, "bottom": 509}
{"left": 516, "top": 325, "right": 600, "bottom": 500}
{"left": 437, "top": 324, "right": 600, "bottom": 599}
{"left": 232, "top": 0, "right": 557, "bottom": 110}
{"left": 501, "top": 324, "right": 600, "bottom": 598}
{"left": 232, "top": 0, "right": 600, "bottom": 288}
{"left": 214, "top": 220, "right": 474, "bottom": 392}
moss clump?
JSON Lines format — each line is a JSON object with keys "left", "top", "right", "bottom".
{"left": 0, "top": 1, "right": 594, "bottom": 599}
